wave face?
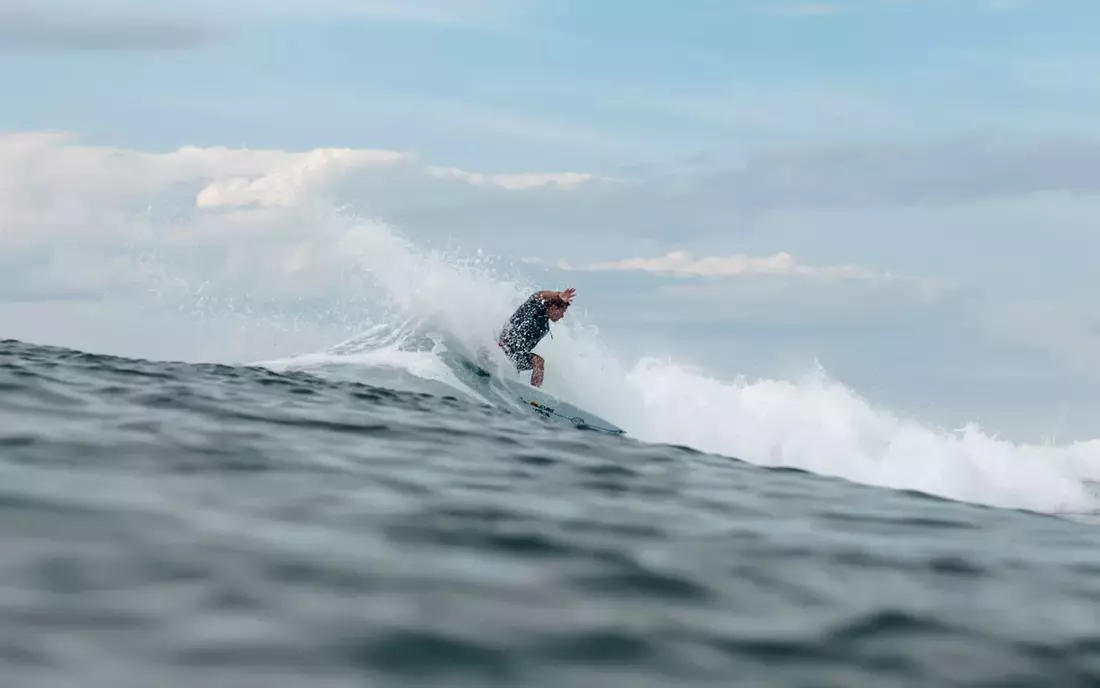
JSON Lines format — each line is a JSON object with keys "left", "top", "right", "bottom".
{"left": 250, "top": 220, "right": 1100, "bottom": 516}
{"left": 3, "top": 336, "right": 1100, "bottom": 688}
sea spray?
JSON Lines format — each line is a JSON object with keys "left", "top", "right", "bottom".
{"left": 258, "top": 217, "right": 1100, "bottom": 514}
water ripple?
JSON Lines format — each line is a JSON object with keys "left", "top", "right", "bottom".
{"left": 2, "top": 338, "right": 1100, "bottom": 687}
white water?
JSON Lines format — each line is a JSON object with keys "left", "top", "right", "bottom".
{"left": 260, "top": 218, "right": 1100, "bottom": 515}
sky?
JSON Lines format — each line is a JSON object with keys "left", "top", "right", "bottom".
{"left": 2, "top": 0, "right": 1100, "bottom": 441}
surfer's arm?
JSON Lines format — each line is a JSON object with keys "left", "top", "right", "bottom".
{"left": 533, "top": 288, "right": 575, "bottom": 303}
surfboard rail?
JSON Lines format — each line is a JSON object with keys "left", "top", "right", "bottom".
{"left": 519, "top": 396, "right": 626, "bottom": 435}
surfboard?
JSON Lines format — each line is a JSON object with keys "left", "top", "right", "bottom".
{"left": 441, "top": 348, "right": 626, "bottom": 436}
{"left": 499, "top": 377, "right": 626, "bottom": 435}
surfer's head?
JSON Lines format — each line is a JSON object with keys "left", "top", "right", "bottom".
{"left": 545, "top": 297, "right": 569, "bottom": 321}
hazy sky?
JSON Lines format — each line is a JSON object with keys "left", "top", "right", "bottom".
{"left": 2, "top": 0, "right": 1099, "bottom": 441}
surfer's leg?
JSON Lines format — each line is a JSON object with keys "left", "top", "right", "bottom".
{"left": 530, "top": 354, "right": 545, "bottom": 387}
{"left": 510, "top": 350, "right": 533, "bottom": 371}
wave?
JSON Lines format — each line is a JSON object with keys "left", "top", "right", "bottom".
{"left": 254, "top": 219, "right": 1100, "bottom": 515}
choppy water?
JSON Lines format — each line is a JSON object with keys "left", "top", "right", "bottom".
{"left": 4, "top": 336, "right": 1100, "bottom": 687}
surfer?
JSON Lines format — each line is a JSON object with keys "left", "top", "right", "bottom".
{"left": 497, "top": 287, "right": 575, "bottom": 387}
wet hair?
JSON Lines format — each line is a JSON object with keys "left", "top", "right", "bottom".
{"left": 545, "top": 297, "right": 569, "bottom": 310}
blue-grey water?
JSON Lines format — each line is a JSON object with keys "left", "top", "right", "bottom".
{"left": 3, "top": 337, "right": 1100, "bottom": 687}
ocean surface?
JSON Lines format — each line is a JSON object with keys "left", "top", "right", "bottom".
{"left": 4, "top": 334, "right": 1100, "bottom": 688}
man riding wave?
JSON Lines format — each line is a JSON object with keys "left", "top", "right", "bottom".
{"left": 497, "top": 287, "right": 575, "bottom": 387}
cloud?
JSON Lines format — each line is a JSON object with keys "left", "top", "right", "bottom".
{"left": 1, "top": 129, "right": 1097, "bottom": 376}
{"left": 0, "top": 1, "right": 224, "bottom": 50}
{"left": 0, "top": 0, "right": 518, "bottom": 51}
{"left": 5, "top": 129, "right": 1095, "bottom": 292}
{"left": 0, "top": 131, "right": 619, "bottom": 310}
{"left": 285, "top": 0, "right": 520, "bottom": 25}
{"left": 424, "top": 167, "right": 611, "bottom": 191}
{"left": 209, "top": 0, "right": 517, "bottom": 25}
{"left": 559, "top": 250, "right": 896, "bottom": 281}
{"left": 7, "top": 130, "right": 1098, "bottom": 252}
{"left": 149, "top": 0, "right": 520, "bottom": 31}
{"left": 195, "top": 149, "right": 408, "bottom": 209}
{"left": 521, "top": 250, "right": 953, "bottom": 333}
{"left": 707, "top": 137, "right": 1100, "bottom": 210}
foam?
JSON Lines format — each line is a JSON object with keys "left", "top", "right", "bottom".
{"left": 263, "top": 218, "right": 1100, "bottom": 514}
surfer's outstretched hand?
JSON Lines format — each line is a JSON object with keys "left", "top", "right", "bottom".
{"left": 560, "top": 287, "right": 576, "bottom": 304}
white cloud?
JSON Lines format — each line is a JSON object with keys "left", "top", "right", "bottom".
{"left": 424, "top": 166, "right": 610, "bottom": 191}
{"left": 0, "top": 131, "right": 619, "bottom": 311}
{"left": 196, "top": 149, "right": 407, "bottom": 209}
{"left": 521, "top": 249, "right": 954, "bottom": 334}
{"left": 563, "top": 250, "right": 896, "bottom": 281}
{"left": 0, "top": 131, "right": 606, "bottom": 236}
